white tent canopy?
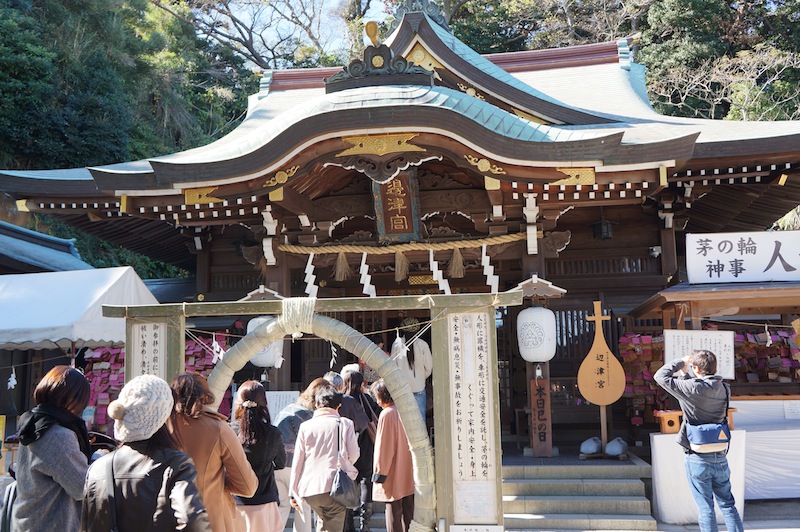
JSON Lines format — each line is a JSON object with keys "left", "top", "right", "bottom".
{"left": 0, "top": 266, "right": 158, "bottom": 351}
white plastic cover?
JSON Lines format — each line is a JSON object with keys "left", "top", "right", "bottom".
{"left": 730, "top": 400, "right": 800, "bottom": 500}
{"left": 0, "top": 266, "right": 158, "bottom": 350}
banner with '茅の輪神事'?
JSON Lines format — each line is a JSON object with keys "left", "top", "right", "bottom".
{"left": 686, "top": 231, "right": 800, "bottom": 284}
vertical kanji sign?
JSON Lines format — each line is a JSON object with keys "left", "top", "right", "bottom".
{"left": 125, "top": 315, "right": 185, "bottom": 384}
{"left": 530, "top": 378, "right": 552, "bottom": 457}
{"left": 130, "top": 322, "right": 167, "bottom": 380}
{"left": 372, "top": 171, "right": 422, "bottom": 243}
{"left": 686, "top": 231, "right": 800, "bottom": 284}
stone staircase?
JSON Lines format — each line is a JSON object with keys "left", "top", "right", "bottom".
{"left": 502, "top": 455, "right": 658, "bottom": 531}
{"left": 284, "top": 455, "right": 657, "bottom": 532}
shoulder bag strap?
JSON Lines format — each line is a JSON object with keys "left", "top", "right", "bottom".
{"left": 359, "top": 393, "right": 377, "bottom": 423}
{"left": 722, "top": 383, "right": 731, "bottom": 424}
{"left": 106, "top": 450, "right": 118, "bottom": 532}
{"left": 336, "top": 419, "right": 344, "bottom": 468}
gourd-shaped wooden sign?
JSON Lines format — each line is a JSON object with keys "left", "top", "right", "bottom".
{"left": 577, "top": 301, "right": 625, "bottom": 406}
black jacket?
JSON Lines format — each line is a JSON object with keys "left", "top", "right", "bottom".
{"left": 235, "top": 424, "right": 286, "bottom": 506}
{"left": 353, "top": 392, "right": 381, "bottom": 479}
{"left": 80, "top": 442, "right": 211, "bottom": 532}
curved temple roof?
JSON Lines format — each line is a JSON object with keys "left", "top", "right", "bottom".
{"left": 0, "top": 10, "right": 799, "bottom": 240}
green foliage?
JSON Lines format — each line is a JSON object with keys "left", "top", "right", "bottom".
{"left": 450, "top": 1, "right": 531, "bottom": 53}
{"left": 0, "top": 2, "right": 56, "bottom": 168}
{"left": 0, "top": 0, "right": 255, "bottom": 168}
{"left": 639, "top": 0, "right": 732, "bottom": 70}
{"left": 0, "top": 0, "right": 253, "bottom": 275}
{"left": 639, "top": 0, "right": 800, "bottom": 120}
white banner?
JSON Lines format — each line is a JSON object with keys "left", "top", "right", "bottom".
{"left": 686, "top": 231, "right": 800, "bottom": 284}
{"left": 664, "top": 330, "right": 735, "bottom": 380}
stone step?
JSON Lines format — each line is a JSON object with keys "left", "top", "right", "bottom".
{"left": 503, "top": 494, "right": 652, "bottom": 515}
{"left": 503, "top": 478, "right": 646, "bottom": 497}
{"left": 284, "top": 508, "right": 387, "bottom": 532}
{"left": 502, "top": 463, "right": 651, "bottom": 480}
{"left": 504, "top": 512, "right": 658, "bottom": 531}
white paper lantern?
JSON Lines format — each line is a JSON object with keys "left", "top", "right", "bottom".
{"left": 516, "top": 306, "right": 557, "bottom": 362}
{"left": 247, "top": 316, "right": 285, "bottom": 368}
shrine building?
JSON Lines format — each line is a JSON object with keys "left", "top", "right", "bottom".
{"left": 2, "top": 1, "right": 800, "bottom": 449}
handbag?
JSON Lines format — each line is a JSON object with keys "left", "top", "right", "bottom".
{"left": 329, "top": 421, "right": 360, "bottom": 509}
{"left": 686, "top": 384, "right": 731, "bottom": 454}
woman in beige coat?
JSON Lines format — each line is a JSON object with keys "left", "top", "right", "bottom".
{"left": 170, "top": 373, "right": 258, "bottom": 532}
{"left": 370, "top": 380, "right": 414, "bottom": 532}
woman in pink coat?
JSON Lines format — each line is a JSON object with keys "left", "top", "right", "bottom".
{"left": 370, "top": 380, "right": 414, "bottom": 532}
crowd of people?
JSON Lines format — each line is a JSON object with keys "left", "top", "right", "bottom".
{"left": 3, "top": 349, "right": 423, "bottom": 532}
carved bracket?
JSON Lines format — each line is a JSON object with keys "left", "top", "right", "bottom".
{"left": 326, "top": 153, "right": 442, "bottom": 184}
{"left": 542, "top": 230, "right": 571, "bottom": 258}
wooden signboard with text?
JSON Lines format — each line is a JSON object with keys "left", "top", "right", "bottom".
{"left": 577, "top": 301, "right": 625, "bottom": 448}
{"left": 372, "top": 172, "right": 422, "bottom": 243}
{"left": 530, "top": 379, "right": 552, "bottom": 457}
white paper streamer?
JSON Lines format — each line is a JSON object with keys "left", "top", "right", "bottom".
{"left": 481, "top": 244, "right": 499, "bottom": 293}
{"left": 429, "top": 249, "right": 451, "bottom": 294}
{"left": 304, "top": 253, "right": 318, "bottom": 297}
{"left": 359, "top": 252, "right": 376, "bottom": 297}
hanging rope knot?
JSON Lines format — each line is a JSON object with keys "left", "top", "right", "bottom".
{"left": 278, "top": 297, "right": 316, "bottom": 335}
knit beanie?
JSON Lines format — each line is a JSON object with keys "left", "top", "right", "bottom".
{"left": 108, "top": 375, "right": 174, "bottom": 443}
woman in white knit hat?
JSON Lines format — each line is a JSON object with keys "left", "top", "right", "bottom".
{"left": 80, "top": 375, "right": 211, "bottom": 532}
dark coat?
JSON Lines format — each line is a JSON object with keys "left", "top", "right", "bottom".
{"left": 235, "top": 424, "right": 286, "bottom": 506}
{"left": 80, "top": 442, "right": 211, "bottom": 532}
{"left": 339, "top": 395, "right": 368, "bottom": 433}
{"left": 354, "top": 392, "right": 381, "bottom": 480}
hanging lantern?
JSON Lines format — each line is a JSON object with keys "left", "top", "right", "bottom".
{"left": 247, "top": 316, "right": 285, "bottom": 368}
{"left": 516, "top": 306, "right": 557, "bottom": 362}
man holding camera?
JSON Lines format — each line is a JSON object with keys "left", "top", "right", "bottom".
{"left": 654, "top": 349, "right": 744, "bottom": 532}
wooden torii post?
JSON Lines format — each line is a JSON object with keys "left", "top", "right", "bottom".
{"left": 104, "top": 290, "right": 523, "bottom": 532}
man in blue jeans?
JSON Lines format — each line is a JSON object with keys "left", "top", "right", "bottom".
{"left": 654, "top": 350, "right": 744, "bottom": 532}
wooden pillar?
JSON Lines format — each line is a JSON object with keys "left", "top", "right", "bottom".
{"left": 660, "top": 227, "right": 678, "bottom": 279}
{"left": 688, "top": 301, "right": 703, "bottom": 331}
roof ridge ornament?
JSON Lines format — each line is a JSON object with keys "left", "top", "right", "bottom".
{"left": 389, "top": 0, "right": 451, "bottom": 34}
{"left": 324, "top": 21, "right": 434, "bottom": 93}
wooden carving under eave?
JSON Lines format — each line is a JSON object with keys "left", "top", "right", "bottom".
{"left": 541, "top": 230, "right": 571, "bottom": 258}
{"left": 263, "top": 166, "right": 300, "bottom": 188}
{"left": 577, "top": 301, "right": 625, "bottom": 407}
{"left": 334, "top": 153, "right": 442, "bottom": 183}
{"left": 404, "top": 43, "right": 444, "bottom": 74}
{"left": 464, "top": 155, "right": 506, "bottom": 175}
{"left": 337, "top": 133, "right": 426, "bottom": 157}
{"left": 185, "top": 186, "right": 223, "bottom": 205}
{"left": 457, "top": 83, "right": 485, "bottom": 100}
{"left": 550, "top": 167, "right": 596, "bottom": 186}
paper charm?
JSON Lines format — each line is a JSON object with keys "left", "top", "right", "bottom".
{"left": 211, "top": 333, "right": 227, "bottom": 364}
{"left": 7, "top": 367, "right": 16, "bottom": 390}
{"left": 329, "top": 340, "right": 338, "bottom": 368}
